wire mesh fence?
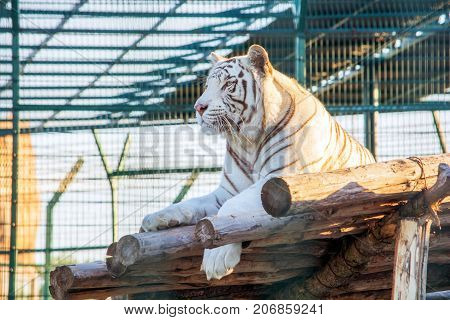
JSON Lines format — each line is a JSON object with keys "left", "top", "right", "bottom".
{"left": 0, "top": 0, "right": 448, "bottom": 299}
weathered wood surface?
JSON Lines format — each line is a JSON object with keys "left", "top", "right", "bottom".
{"left": 50, "top": 261, "right": 450, "bottom": 300}
{"left": 195, "top": 203, "right": 450, "bottom": 250}
{"left": 271, "top": 163, "right": 450, "bottom": 300}
{"left": 392, "top": 163, "right": 450, "bottom": 300}
{"left": 50, "top": 155, "right": 450, "bottom": 300}
{"left": 50, "top": 232, "right": 449, "bottom": 300}
{"left": 261, "top": 154, "right": 449, "bottom": 217}
{"left": 116, "top": 225, "right": 201, "bottom": 265}
{"left": 51, "top": 268, "right": 313, "bottom": 300}
{"left": 109, "top": 211, "right": 385, "bottom": 275}
{"left": 195, "top": 211, "right": 391, "bottom": 249}
{"left": 328, "top": 264, "right": 450, "bottom": 297}
{"left": 392, "top": 220, "right": 432, "bottom": 300}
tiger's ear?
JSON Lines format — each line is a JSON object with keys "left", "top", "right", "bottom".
{"left": 209, "top": 52, "right": 225, "bottom": 63}
{"left": 247, "top": 45, "right": 273, "bottom": 75}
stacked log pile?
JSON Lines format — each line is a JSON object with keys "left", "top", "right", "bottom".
{"left": 50, "top": 154, "right": 450, "bottom": 300}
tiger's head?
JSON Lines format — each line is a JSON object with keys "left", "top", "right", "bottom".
{"left": 194, "top": 45, "right": 278, "bottom": 143}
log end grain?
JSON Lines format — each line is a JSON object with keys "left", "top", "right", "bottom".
{"left": 116, "top": 235, "right": 141, "bottom": 266}
{"left": 195, "top": 218, "right": 216, "bottom": 248}
{"left": 261, "top": 177, "right": 292, "bottom": 217}
{"left": 50, "top": 266, "right": 75, "bottom": 292}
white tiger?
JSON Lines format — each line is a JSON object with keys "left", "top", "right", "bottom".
{"left": 141, "top": 45, "right": 375, "bottom": 280}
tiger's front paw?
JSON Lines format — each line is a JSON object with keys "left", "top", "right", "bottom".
{"left": 200, "top": 243, "right": 242, "bottom": 280}
{"left": 141, "top": 206, "right": 188, "bottom": 232}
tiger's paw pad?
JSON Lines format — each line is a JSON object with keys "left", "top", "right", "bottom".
{"left": 200, "top": 243, "right": 242, "bottom": 280}
{"left": 141, "top": 210, "right": 181, "bottom": 232}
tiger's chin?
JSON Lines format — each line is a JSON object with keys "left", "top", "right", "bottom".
{"left": 200, "top": 125, "right": 219, "bottom": 135}
{"left": 198, "top": 119, "right": 220, "bottom": 135}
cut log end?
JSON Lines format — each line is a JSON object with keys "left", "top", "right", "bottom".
{"left": 106, "top": 256, "right": 127, "bottom": 278}
{"left": 195, "top": 218, "right": 215, "bottom": 248}
{"left": 106, "top": 242, "right": 128, "bottom": 277}
{"left": 261, "top": 177, "right": 292, "bottom": 217}
{"left": 51, "top": 266, "right": 75, "bottom": 291}
{"left": 117, "top": 235, "right": 141, "bottom": 267}
{"left": 106, "top": 242, "right": 117, "bottom": 257}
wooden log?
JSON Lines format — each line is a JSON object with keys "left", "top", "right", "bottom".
{"left": 108, "top": 225, "right": 203, "bottom": 276}
{"left": 195, "top": 193, "right": 448, "bottom": 250}
{"left": 392, "top": 163, "right": 450, "bottom": 300}
{"left": 110, "top": 211, "right": 448, "bottom": 279}
{"left": 115, "top": 209, "right": 390, "bottom": 276}
{"left": 268, "top": 165, "right": 448, "bottom": 299}
{"left": 54, "top": 263, "right": 450, "bottom": 300}
{"left": 54, "top": 155, "right": 450, "bottom": 299}
{"left": 327, "top": 264, "right": 450, "bottom": 297}
{"left": 108, "top": 239, "right": 447, "bottom": 279}
{"left": 109, "top": 157, "right": 450, "bottom": 278}
{"left": 53, "top": 268, "right": 313, "bottom": 300}
{"left": 50, "top": 262, "right": 175, "bottom": 292}
{"left": 195, "top": 210, "right": 394, "bottom": 249}
{"left": 50, "top": 261, "right": 111, "bottom": 291}
{"left": 366, "top": 250, "right": 450, "bottom": 274}
{"left": 261, "top": 154, "right": 449, "bottom": 217}
{"left": 243, "top": 240, "right": 332, "bottom": 256}
{"left": 271, "top": 162, "right": 450, "bottom": 300}
{"left": 52, "top": 252, "right": 321, "bottom": 299}
{"left": 51, "top": 236, "right": 448, "bottom": 300}
{"left": 53, "top": 284, "right": 193, "bottom": 300}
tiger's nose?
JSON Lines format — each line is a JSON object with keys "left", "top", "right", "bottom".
{"left": 194, "top": 103, "right": 208, "bottom": 116}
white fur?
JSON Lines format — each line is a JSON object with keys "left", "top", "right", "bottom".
{"left": 142, "top": 46, "right": 375, "bottom": 280}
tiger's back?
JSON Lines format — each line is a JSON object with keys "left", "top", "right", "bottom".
{"left": 212, "top": 55, "right": 375, "bottom": 194}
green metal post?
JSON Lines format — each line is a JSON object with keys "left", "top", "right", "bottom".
{"left": 364, "top": 62, "right": 378, "bottom": 159}
{"left": 432, "top": 111, "right": 447, "bottom": 153}
{"left": 92, "top": 130, "right": 130, "bottom": 242}
{"left": 43, "top": 158, "right": 84, "bottom": 299}
{"left": 172, "top": 170, "right": 200, "bottom": 204}
{"left": 8, "top": 0, "right": 20, "bottom": 300}
{"left": 294, "top": 0, "right": 307, "bottom": 85}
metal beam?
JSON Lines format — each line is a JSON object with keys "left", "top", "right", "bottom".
{"left": 311, "top": 7, "right": 448, "bottom": 98}
{"left": 110, "top": 167, "right": 222, "bottom": 178}
{"left": 0, "top": 103, "right": 448, "bottom": 136}
{"left": 10, "top": 9, "right": 440, "bottom": 19}
{"left": 0, "top": 0, "right": 88, "bottom": 94}
{"left": 0, "top": 245, "right": 108, "bottom": 255}
{"left": 9, "top": 102, "right": 447, "bottom": 112}
{"left": 0, "top": 117, "right": 199, "bottom": 136}
{"left": 0, "top": 27, "right": 297, "bottom": 35}
{"left": 432, "top": 111, "right": 448, "bottom": 153}
{"left": 294, "top": 0, "right": 307, "bottom": 85}
{"left": 43, "top": 158, "right": 84, "bottom": 300}
{"left": 37, "top": 1, "right": 187, "bottom": 128}
{"left": 0, "top": 44, "right": 234, "bottom": 51}
{"left": 92, "top": 130, "right": 116, "bottom": 242}
{"left": 14, "top": 9, "right": 293, "bottom": 19}
{"left": 4, "top": 26, "right": 445, "bottom": 35}
{"left": 137, "top": 1, "right": 278, "bottom": 106}
{"left": 2, "top": 55, "right": 445, "bottom": 66}
{"left": 8, "top": 0, "right": 19, "bottom": 301}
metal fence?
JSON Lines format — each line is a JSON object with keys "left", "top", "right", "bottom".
{"left": 0, "top": 0, "right": 448, "bottom": 299}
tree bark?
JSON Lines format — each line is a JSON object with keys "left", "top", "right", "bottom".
{"left": 261, "top": 154, "right": 449, "bottom": 217}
